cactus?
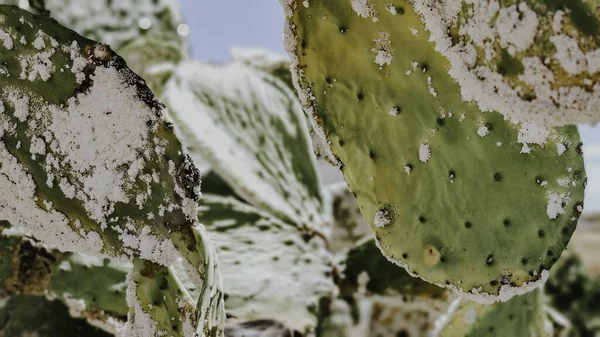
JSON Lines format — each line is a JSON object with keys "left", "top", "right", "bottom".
{"left": 0, "top": 295, "right": 114, "bottom": 337}
{"left": 324, "top": 237, "right": 453, "bottom": 337}
{"left": 434, "top": 289, "right": 550, "bottom": 337}
{"left": 282, "top": 0, "right": 586, "bottom": 303}
{"left": 199, "top": 195, "right": 335, "bottom": 334}
{"left": 411, "top": 0, "right": 600, "bottom": 126}
{"left": 162, "top": 60, "right": 331, "bottom": 236}
{"left": 0, "top": 0, "right": 597, "bottom": 335}
{"left": 0, "top": 5, "right": 224, "bottom": 336}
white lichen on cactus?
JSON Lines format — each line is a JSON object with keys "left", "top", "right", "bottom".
{"left": 411, "top": 0, "right": 600, "bottom": 126}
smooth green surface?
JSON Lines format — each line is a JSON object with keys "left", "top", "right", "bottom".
{"left": 289, "top": 0, "right": 586, "bottom": 296}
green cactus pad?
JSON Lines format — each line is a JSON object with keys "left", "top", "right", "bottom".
{"left": 0, "top": 4, "right": 201, "bottom": 259}
{"left": 199, "top": 195, "right": 335, "bottom": 333}
{"left": 283, "top": 0, "right": 586, "bottom": 302}
{"left": 126, "top": 258, "right": 200, "bottom": 337}
{"left": 436, "top": 289, "right": 549, "bottom": 337}
{"left": 49, "top": 254, "right": 130, "bottom": 318}
{"left": 0, "top": 6, "right": 225, "bottom": 335}
{"left": 0, "top": 295, "right": 112, "bottom": 337}
{"left": 163, "top": 61, "right": 331, "bottom": 236}
{"left": 412, "top": 0, "right": 600, "bottom": 126}
{"left": 0, "top": 224, "right": 128, "bottom": 332}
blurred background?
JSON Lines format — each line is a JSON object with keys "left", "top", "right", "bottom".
{"left": 181, "top": 0, "right": 600, "bottom": 215}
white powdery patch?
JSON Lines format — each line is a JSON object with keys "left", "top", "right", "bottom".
{"left": 419, "top": 143, "right": 431, "bottom": 163}
{"left": 33, "top": 30, "right": 46, "bottom": 50}
{"left": 477, "top": 124, "right": 489, "bottom": 137}
{"left": 386, "top": 4, "right": 396, "bottom": 15}
{"left": 517, "top": 123, "right": 549, "bottom": 151}
{"left": 46, "top": 66, "right": 157, "bottom": 224}
{"left": 427, "top": 76, "right": 437, "bottom": 97}
{"left": 5, "top": 89, "right": 29, "bottom": 122}
{"left": 457, "top": 270, "right": 550, "bottom": 304}
{"left": 546, "top": 192, "right": 569, "bottom": 219}
{"left": 65, "top": 41, "right": 87, "bottom": 84}
{"left": 552, "top": 10, "right": 564, "bottom": 32}
{"left": 373, "top": 31, "right": 393, "bottom": 68}
{"left": 350, "top": 0, "right": 378, "bottom": 21}
{"left": 389, "top": 107, "right": 400, "bottom": 116}
{"left": 120, "top": 226, "right": 181, "bottom": 266}
{"left": 373, "top": 209, "right": 391, "bottom": 228}
{"left": 62, "top": 293, "right": 87, "bottom": 317}
{"left": 0, "top": 28, "right": 13, "bottom": 49}
{"left": 556, "top": 143, "right": 566, "bottom": 156}
{"left": 550, "top": 35, "right": 587, "bottom": 76}
{"left": 404, "top": 165, "right": 412, "bottom": 174}
{"left": 411, "top": 0, "right": 600, "bottom": 126}
{"left": 410, "top": 27, "right": 419, "bottom": 36}
{"left": 585, "top": 49, "right": 600, "bottom": 74}
{"left": 495, "top": 2, "right": 538, "bottom": 54}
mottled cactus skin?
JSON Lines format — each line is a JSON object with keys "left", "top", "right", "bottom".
{"left": 436, "top": 289, "right": 548, "bottom": 337}
{"left": 412, "top": 0, "right": 600, "bottom": 126}
{"left": 284, "top": 0, "right": 586, "bottom": 301}
{"left": 0, "top": 295, "right": 112, "bottom": 337}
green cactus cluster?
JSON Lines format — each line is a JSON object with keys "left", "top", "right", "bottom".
{"left": 0, "top": 0, "right": 597, "bottom": 336}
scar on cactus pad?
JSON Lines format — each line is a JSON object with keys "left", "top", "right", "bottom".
{"left": 284, "top": 0, "right": 586, "bottom": 302}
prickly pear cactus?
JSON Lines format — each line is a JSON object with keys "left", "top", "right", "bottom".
{"left": 0, "top": 223, "right": 128, "bottom": 332}
{"left": 434, "top": 289, "right": 551, "bottom": 337}
{"left": 163, "top": 61, "right": 331, "bottom": 236}
{"left": 283, "top": 0, "right": 586, "bottom": 302}
{"left": 200, "top": 195, "right": 335, "bottom": 334}
{"left": 0, "top": 5, "right": 224, "bottom": 336}
{"left": 412, "top": 0, "right": 600, "bottom": 126}
{"left": 0, "top": 295, "right": 113, "bottom": 337}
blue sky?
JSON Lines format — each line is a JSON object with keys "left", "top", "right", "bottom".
{"left": 179, "top": 0, "right": 600, "bottom": 213}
